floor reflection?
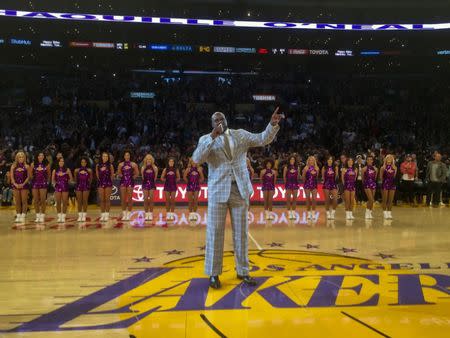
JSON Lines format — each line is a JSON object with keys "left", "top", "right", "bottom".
{"left": 8, "top": 208, "right": 404, "bottom": 230}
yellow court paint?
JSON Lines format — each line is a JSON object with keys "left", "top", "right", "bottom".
{"left": 0, "top": 206, "right": 449, "bottom": 337}
{"left": 122, "top": 250, "right": 449, "bottom": 338}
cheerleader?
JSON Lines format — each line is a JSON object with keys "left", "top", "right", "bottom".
{"left": 355, "top": 155, "right": 365, "bottom": 205}
{"left": 302, "top": 156, "right": 319, "bottom": 220}
{"left": 342, "top": 157, "right": 357, "bottom": 220}
{"left": 74, "top": 157, "right": 92, "bottom": 222}
{"left": 380, "top": 154, "right": 397, "bottom": 219}
{"left": 260, "top": 159, "right": 276, "bottom": 220}
{"left": 338, "top": 154, "right": 347, "bottom": 200}
{"left": 31, "top": 151, "right": 50, "bottom": 223}
{"left": 161, "top": 157, "right": 180, "bottom": 221}
{"left": 10, "top": 151, "right": 31, "bottom": 223}
{"left": 117, "top": 151, "right": 139, "bottom": 221}
{"left": 183, "top": 158, "right": 204, "bottom": 221}
{"left": 52, "top": 157, "right": 73, "bottom": 223}
{"left": 283, "top": 156, "right": 299, "bottom": 220}
{"left": 322, "top": 156, "right": 338, "bottom": 220}
{"left": 141, "top": 154, "right": 158, "bottom": 221}
{"left": 362, "top": 156, "right": 378, "bottom": 219}
{"left": 96, "top": 152, "right": 114, "bottom": 222}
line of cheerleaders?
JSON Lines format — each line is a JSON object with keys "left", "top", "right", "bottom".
{"left": 8, "top": 150, "right": 397, "bottom": 224}
{"left": 261, "top": 154, "right": 397, "bottom": 221}
{"left": 9, "top": 150, "right": 204, "bottom": 223}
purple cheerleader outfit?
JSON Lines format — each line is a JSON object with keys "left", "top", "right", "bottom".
{"left": 120, "top": 161, "right": 134, "bottom": 188}
{"left": 97, "top": 163, "right": 112, "bottom": 188}
{"left": 382, "top": 165, "right": 396, "bottom": 190}
{"left": 363, "top": 165, "right": 377, "bottom": 190}
{"left": 304, "top": 166, "right": 318, "bottom": 190}
{"left": 285, "top": 165, "right": 299, "bottom": 190}
{"left": 187, "top": 167, "right": 200, "bottom": 192}
{"left": 262, "top": 169, "right": 275, "bottom": 191}
{"left": 76, "top": 167, "right": 90, "bottom": 192}
{"left": 13, "top": 163, "right": 29, "bottom": 190}
{"left": 344, "top": 167, "right": 356, "bottom": 191}
{"left": 55, "top": 168, "right": 69, "bottom": 193}
{"left": 323, "top": 166, "right": 337, "bottom": 190}
{"left": 164, "top": 167, "right": 177, "bottom": 192}
{"left": 32, "top": 163, "right": 48, "bottom": 189}
{"left": 142, "top": 165, "right": 156, "bottom": 190}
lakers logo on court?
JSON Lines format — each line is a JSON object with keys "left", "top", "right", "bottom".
{"left": 3, "top": 250, "right": 449, "bottom": 337}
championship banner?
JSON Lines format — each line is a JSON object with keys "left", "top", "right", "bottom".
{"left": 109, "top": 180, "right": 326, "bottom": 205}
{"left": 1, "top": 9, "right": 449, "bottom": 31}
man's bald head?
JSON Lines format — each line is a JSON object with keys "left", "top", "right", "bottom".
{"left": 211, "top": 112, "right": 228, "bottom": 131}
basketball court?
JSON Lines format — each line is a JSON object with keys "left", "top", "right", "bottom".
{"left": 0, "top": 205, "right": 449, "bottom": 337}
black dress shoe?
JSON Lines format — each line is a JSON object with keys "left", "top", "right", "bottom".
{"left": 209, "top": 276, "right": 221, "bottom": 289}
{"left": 237, "top": 274, "right": 257, "bottom": 286}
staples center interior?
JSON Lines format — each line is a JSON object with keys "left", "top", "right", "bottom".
{"left": 0, "top": 1, "right": 449, "bottom": 337}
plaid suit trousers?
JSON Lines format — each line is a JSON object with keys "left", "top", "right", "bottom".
{"left": 204, "top": 182, "right": 249, "bottom": 276}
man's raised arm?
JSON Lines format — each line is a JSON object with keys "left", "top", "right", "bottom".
{"left": 242, "top": 107, "right": 284, "bottom": 148}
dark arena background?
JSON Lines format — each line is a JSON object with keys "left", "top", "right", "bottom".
{"left": 0, "top": 1, "right": 449, "bottom": 338}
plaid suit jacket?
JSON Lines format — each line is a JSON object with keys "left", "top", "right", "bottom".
{"left": 192, "top": 123, "right": 280, "bottom": 203}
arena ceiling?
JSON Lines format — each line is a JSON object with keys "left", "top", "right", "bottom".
{"left": 2, "top": 0, "right": 450, "bottom": 10}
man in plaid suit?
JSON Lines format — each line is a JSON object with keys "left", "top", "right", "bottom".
{"left": 192, "top": 108, "right": 284, "bottom": 289}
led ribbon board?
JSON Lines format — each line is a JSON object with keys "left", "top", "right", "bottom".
{"left": 1, "top": 9, "right": 450, "bottom": 31}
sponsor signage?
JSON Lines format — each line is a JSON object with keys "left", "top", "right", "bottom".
{"left": 130, "top": 92, "right": 156, "bottom": 99}
{"left": 92, "top": 42, "right": 115, "bottom": 48}
{"left": 288, "top": 49, "right": 309, "bottom": 55}
{"left": 361, "top": 50, "right": 381, "bottom": 55}
{"left": 40, "top": 40, "right": 62, "bottom": 47}
{"left": 309, "top": 49, "right": 329, "bottom": 55}
{"left": 236, "top": 47, "right": 256, "bottom": 53}
{"left": 115, "top": 42, "right": 129, "bottom": 49}
{"left": 69, "top": 41, "right": 92, "bottom": 48}
{"left": 213, "top": 46, "right": 236, "bottom": 53}
{"left": 149, "top": 44, "right": 170, "bottom": 51}
{"left": 108, "top": 181, "right": 325, "bottom": 205}
{"left": 335, "top": 50, "right": 353, "bottom": 56}
{"left": 10, "top": 38, "right": 32, "bottom": 45}
{"left": 199, "top": 45, "right": 211, "bottom": 52}
{"left": 253, "top": 94, "right": 276, "bottom": 101}
{"left": 172, "top": 44, "right": 193, "bottom": 52}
